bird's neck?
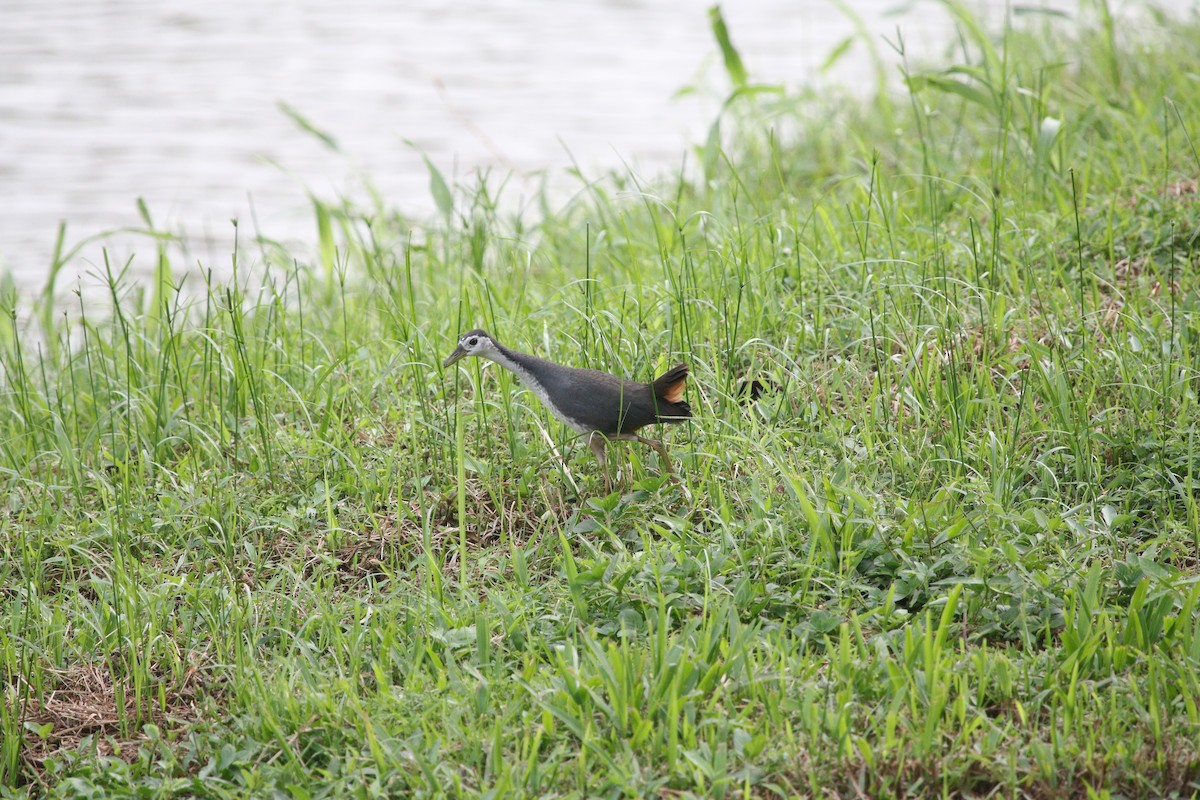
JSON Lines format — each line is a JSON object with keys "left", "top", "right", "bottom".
{"left": 485, "top": 343, "right": 544, "bottom": 389}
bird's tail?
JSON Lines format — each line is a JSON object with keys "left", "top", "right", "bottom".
{"left": 652, "top": 363, "right": 692, "bottom": 421}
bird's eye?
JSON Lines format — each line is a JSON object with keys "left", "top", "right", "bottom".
{"left": 467, "top": 337, "right": 478, "bottom": 347}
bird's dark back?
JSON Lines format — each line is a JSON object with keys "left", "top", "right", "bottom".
{"left": 507, "top": 349, "right": 690, "bottom": 435}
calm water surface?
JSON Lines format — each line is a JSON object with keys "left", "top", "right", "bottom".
{"left": 0, "top": 0, "right": 1165, "bottom": 293}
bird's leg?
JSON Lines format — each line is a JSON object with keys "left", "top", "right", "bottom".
{"left": 635, "top": 435, "right": 674, "bottom": 475}
{"left": 588, "top": 432, "right": 613, "bottom": 493}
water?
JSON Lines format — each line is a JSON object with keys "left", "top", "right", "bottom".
{"left": 0, "top": 0, "right": 1165, "bottom": 294}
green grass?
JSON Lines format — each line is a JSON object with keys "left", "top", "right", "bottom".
{"left": 4, "top": 3, "right": 1200, "bottom": 797}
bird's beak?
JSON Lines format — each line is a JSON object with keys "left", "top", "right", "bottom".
{"left": 442, "top": 345, "right": 467, "bottom": 368}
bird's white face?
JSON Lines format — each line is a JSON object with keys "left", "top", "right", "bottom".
{"left": 460, "top": 331, "right": 488, "bottom": 353}
{"left": 442, "top": 330, "right": 497, "bottom": 367}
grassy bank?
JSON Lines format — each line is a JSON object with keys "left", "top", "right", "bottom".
{"left": 4, "top": 3, "right": 1200, "bottom": 797}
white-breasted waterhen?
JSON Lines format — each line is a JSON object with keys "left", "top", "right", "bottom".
{"left": 443, "top": 329, "right": 691, "bottom": 488}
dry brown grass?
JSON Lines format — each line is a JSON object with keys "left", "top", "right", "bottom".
{"left": 327, "top": 479, "right": 575, "bottom": 585}
{"left": 1164, "top": 177, "right": 1199, "bottom": 198}
{"left": 9, "top": 658, "right": 209, "bottom": 781}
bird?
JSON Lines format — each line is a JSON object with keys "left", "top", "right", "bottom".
{"left": 442, "top": 329, "right": 691, "bottom": 489}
